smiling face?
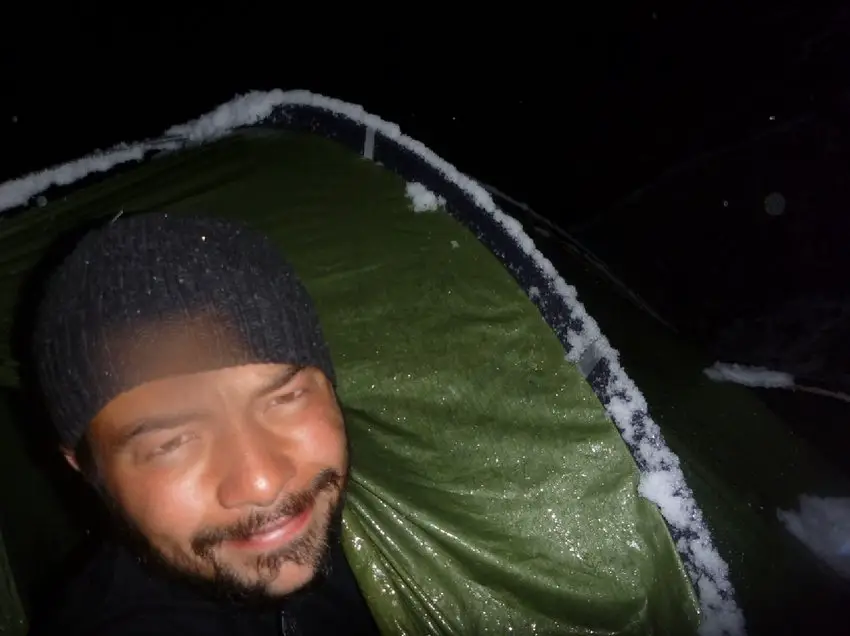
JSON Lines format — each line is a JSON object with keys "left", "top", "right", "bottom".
{"left": 73, "top": 363, "right": 348, "bottom": 601}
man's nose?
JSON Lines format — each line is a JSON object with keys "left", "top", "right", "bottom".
{"left": 215, "top": 420, "right": 295, "bottom": 510}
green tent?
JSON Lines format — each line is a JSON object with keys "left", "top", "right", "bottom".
{"left": 0, "top": 91, "right": 848, "bottom": 636}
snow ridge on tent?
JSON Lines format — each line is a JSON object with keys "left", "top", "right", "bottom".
{"left": 0, "top": 90, "right": 741, "bottom": 636}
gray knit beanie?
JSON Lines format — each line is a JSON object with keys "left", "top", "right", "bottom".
{"left": 32, "top": 212, "right": 335, "bottom": 449}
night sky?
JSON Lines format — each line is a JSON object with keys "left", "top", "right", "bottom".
{"left": 5, "top": 2, "right": 846, "bottom": 214}
{"left": 3, "top": 2, "right": 850, "bottom": 459}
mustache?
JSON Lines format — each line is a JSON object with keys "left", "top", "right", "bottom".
{"left": 191, "top": 467, "right": 343, "bottom": 557}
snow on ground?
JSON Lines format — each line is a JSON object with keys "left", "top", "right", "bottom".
{"left": 704, "top": 361, "right": 850, "bottom": 403}
{"left": 712, "top": 295, "right": 850, "bottom": 393}
{"left": 708, "top": 363, "right": 850, "bottom": 580}
{"left": 405, "top": 181, "right": 445, "bottom": 212}
{"left": 703, "top": 362, "right": 795, "bottom": 388}
{"left": 778, "top": 495, "right": 850, "bottom": 580}
{"left": 0, "top": 89, "right": 745, "bottom": 635}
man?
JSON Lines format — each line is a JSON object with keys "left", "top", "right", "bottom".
{"left": 28, "top": 212, "right": 380, "bottom": 635}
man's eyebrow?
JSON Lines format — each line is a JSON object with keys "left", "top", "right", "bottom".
{"left": 113, "top": 411, "right": 206, "bottom": 451}
{"left": 254, "top": 364, "right": 305, "bottom": 399}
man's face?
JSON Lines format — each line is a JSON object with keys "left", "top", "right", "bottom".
{"left": 76, "top": 363, "right": 348, "bottom": 601}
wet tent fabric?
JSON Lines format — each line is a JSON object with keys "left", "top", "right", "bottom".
{"left": 494, "top": 194, "right": 850, "bottom": 635}
{"left": 0, "top": 90, "right": 847, "bottom": 635}
{"left": 0, "top": 130, "right": 700, "bottom": 633}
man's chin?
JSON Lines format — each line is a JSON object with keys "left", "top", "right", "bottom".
{"left": 203, "top": 539, "right": 334, "bottom": 609}
{"left": 162, "top": 554, "right": 327, "bottom": 610}
{"left": 260, "top": 561, "right": 321, "bottom": 597}
{"left": 108, "top": 479, "right": 345, "bottom": 607}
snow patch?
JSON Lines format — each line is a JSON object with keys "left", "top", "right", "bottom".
{"left": 405, "top": 181, "right": 445, "bottom": 212}
{"left": 0, "top": 141, "right": 180, "bottom": 214}
{"left": 0, "top": 89, "right": 745, "bottom": 635}
{"left": 704, "top": 361, "right": 850, "bottom": 404}
{"left": 704, "top": 362, "right": 794, "bottom": 389}
{"left": 778, "top": 495, "right": 850, "bottom": 580}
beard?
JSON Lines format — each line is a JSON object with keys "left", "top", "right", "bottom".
{"left": 102, "top": 467, "right": 348, "bottom": 610}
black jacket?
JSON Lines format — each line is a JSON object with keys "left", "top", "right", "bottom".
{"left": 28, "top": 539, "right": 379, "bottom": 635}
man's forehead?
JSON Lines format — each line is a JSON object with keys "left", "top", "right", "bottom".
{"left": 104, "top": 363, "right": 299, "bottom": 411}
{"left": 101, "top": 310, "right": 254, "bottom": 383}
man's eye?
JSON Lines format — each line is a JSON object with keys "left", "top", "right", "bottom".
{"left": 149, "top": 434, "right": 193, "bottom": 458}
{"left": 269, "top": 389, "right": 306, "bottom": 408}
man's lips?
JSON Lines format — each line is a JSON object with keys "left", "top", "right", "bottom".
{"left": 226, "top": 502, "right": 314, "bottom": 551}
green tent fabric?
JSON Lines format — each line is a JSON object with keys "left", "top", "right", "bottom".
{"left": 0, "top": 91, "right": 847, "bottom": 635}
{"left": 0, "top": 130, "right": 698, "bottom": 634}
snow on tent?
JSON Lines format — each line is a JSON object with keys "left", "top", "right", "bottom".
{"left": 0, "top": 91, "right": 848, "bottom": 636}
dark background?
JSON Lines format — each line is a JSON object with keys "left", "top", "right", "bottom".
{"left": 3, "top": 2, "right": 850, "bottom": 462}
{"left": 4, "top": 3, "right": 849, "bottom": 208}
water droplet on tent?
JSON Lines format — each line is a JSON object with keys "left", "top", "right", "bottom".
{"left": 769, "top": 115, "right": 776, "bottom": 121}
{"left": 11, "top": 115, "right": 17, "bottom": 123}
{"left": 722, "top": 200, "right": 729, "bottom": 207}
{"left": 35, "top": 195, "right": 47, "bottom": 207}
{"left": 450, "top": 240, "right": 460, "bottom": 249}
{"left": 764, "top": 191, "right": 786, "bottom": 216}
